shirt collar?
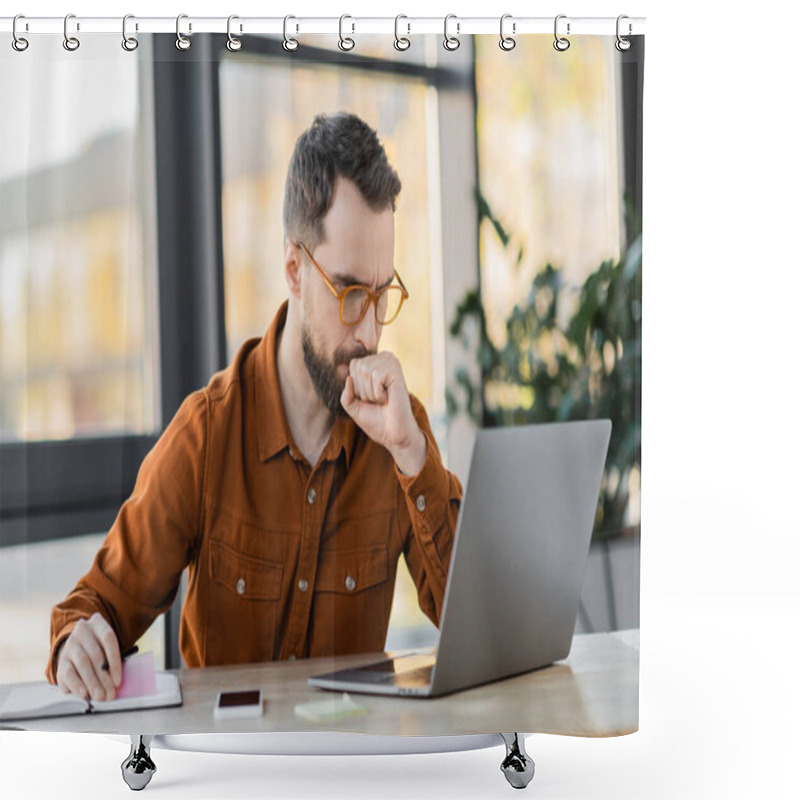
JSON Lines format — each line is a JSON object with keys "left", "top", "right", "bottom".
{"left": 255, "top": 300, "right": 356, "bottom": 469}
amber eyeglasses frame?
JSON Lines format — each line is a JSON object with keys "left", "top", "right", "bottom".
{"left": 296, "top": 241, "right": 409, "bottom": 327}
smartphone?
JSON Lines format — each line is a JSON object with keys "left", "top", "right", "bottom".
{"left": 213, "top": 689, "right": 264, "bottom": 720}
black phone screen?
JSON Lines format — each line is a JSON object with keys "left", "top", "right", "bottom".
{"left": 217, "top": 690, "right": 261, "bottom": 708}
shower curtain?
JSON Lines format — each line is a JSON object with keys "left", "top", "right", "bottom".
{"left": 0, "top": 13, "right": 644, "bottom": 793}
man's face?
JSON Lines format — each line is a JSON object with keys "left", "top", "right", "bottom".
{"left": 300, "top": 177, "right": 395, "bottom": 417}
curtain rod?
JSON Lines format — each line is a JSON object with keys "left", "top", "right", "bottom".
{"left": 0, "top": 15, "right": 646, "bottom": 37}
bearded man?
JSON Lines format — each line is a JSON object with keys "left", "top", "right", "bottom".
{"left": 47, "top": 112, "right": 462, "bottom": 704}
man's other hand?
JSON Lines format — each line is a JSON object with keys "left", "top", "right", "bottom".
{"left": 55, "top": 612, "right": 122, "bottom": 702}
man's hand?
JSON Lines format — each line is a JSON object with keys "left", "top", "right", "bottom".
{"left": 55, "top": 612, "right": 122, "bottom": 702}
{"left": 341, "top": 352, "right": 427, "bottom": 476}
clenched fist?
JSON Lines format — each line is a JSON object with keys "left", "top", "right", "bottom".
{"left": 340, "top": 351, "right": 427, "bottom": 476}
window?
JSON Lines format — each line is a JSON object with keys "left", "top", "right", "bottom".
{"left": 0, "top": 36, "right": 162, "bottom": 677}
{"left": 471, "top": 36, "right": 642, "bottom": 632}
{"left": 475, "top": 35, "right": 625, "bottom": 346}
{"left": 472, "top": 35, "right": 640, "bottom": 536}
{"left": 0, "top": 39, "right": 158, "bottom": 444}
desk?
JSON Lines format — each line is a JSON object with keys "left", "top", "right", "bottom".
{"left": 1, "top": 630, "right": 638, "bottom": 738}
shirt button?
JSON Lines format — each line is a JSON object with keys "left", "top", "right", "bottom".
{"left": 307, "top": 487, "right": 317, "bottom": 505}
{"left": 298, "top": 578, "right": 309, "bottom": 593}
{"left": 345, "top": 575, "right": 356, "bottom": 592}
{"left": 236, "top": 578, "right": 246, "bottom": 595}
{"left": 416, "top": 494, "right": 427, "bottom": 512}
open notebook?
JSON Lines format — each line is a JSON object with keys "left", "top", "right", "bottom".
{"left": 0, "top": 652, "right": 182, "bottom": 722}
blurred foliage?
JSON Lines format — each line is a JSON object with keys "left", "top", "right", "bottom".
{"left": 447, "top": 191, "right": 642, "bottom": 541}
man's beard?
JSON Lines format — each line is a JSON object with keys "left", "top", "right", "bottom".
{"left": 301, "top": 324, "right": 371, "bottom": 418}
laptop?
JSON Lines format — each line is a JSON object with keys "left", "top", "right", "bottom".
{"left": 308, "top": 419, "right": 612, "bottom": 698}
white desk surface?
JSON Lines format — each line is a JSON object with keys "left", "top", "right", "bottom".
{"left": 1, "top": 630, "right": 638, "bottom": 738}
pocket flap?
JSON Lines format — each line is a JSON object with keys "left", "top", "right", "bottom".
{"left": 210, "top": 539, "right": 283, "bottom": 601}
{"left": 315, "top": 545, "right": 388, "bottom": 594}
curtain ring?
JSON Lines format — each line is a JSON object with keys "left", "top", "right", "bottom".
{"left": 394, "top": 14, "right": 410, "bottom": 51}
{"left": 553, "top": 14, "right": 570, "bottom": 51}
{"left": 63, "top": 13, "right": 80, "bottom": 51}
{"left": 175, "top": 13, "right": 191, "bottom": 50}
{"left": 122, "top": 14, "right": 138, "bottom": 51}
{"left": 615, "top": 15, "right": 632, "bottom": 51}
{"left": 339, "top": 14, "right": 355, "bottom": 51}
{"left": 12, "top": 15, "right": 29, "bottom": 52}
{"left": 227, "top": 15, "right": 242, "bottom": 51}
{"left": 283, "top": 15, "right": 299, "bottom": 51}
{"left": 443, "top": 14, "right": 460, "bottom": 51}
{"left": 499, "top": 14, "right": 516, "bottom": 51}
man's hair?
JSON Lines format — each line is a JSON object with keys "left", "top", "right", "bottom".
{"left": 283, "top": 112, "right": 402, "bottom": 251}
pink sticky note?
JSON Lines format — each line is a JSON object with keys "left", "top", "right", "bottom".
{"left": 115, "top": 651, "right": 158, "bottom": 699}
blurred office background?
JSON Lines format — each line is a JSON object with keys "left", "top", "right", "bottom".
{"left": 0, "top": 33, "right": 641, "bottom": 682}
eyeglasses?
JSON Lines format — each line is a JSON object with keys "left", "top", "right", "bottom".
{"left": 297, "top": 241, "right": 409, "bottom": 327}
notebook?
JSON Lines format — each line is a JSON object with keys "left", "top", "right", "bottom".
{"left": 0, "top": 652, "right": 182, "bottom": 721}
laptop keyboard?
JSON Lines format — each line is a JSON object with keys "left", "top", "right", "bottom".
{"left": 392, "top": 664, "right": 433, "bottom": 687}
{"left": 343, "top": 662, "right": 433, "bottom": 686}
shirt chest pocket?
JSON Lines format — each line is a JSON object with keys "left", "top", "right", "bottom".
{"left": 207, "top": 539, "right": 284, "bottom": 664}
{"left": 310, "top": 544, "right": 393, "bottom": 656}
{"left": 210, "top": 539, "right": 284, "bottom": 600}
{"left": 315, "top": 545, "right": 388, "bottom": 595}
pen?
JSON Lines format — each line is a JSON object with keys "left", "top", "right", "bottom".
{"left": 101, "top": 645, "right": 139, "bottom": 672}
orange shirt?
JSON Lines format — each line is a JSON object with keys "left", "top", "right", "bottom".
{"left": 46, "top": 302, "right": 462, "bottom": 682}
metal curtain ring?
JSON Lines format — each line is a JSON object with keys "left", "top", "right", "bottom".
{"left": 63, "top": 13, "right": 80, "bottom": 51}
{"left": 122, "top": 14, "right": 138, "bottom": 51}
{"left": 175, "top": 13, "right": 191, "bottom": 50}
{"left": 553, "top": 14, "right": 570, "bottom": 51}
{"left": 615, "top": 15, "right": 632, "bottom": 51}
{"left": 339, "top": 15, "right": 355, "bottom": 51}
{"left": 394, "top": 14, "right": 410, "bottom": 51}
{"left": 283, "top": 15, "right": 299, "bottom": 51}
{"left": 443, "top": 14, "right": 460, "bottom": 51}
{"left": 499, "top": 14, "right": 516, "bottom": 51}
{"left": 12, "top": 14, "right": 29, "bottom": 52}
{"left": 227, "top": 15, "right": 242, "bottom": 51}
